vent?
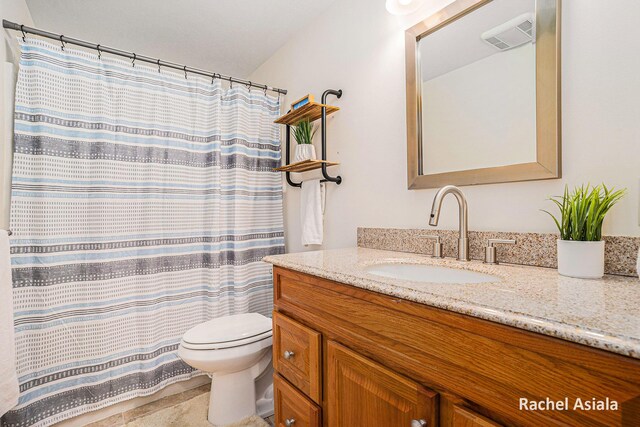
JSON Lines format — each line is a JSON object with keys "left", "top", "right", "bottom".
{"left": 481, "top": 13, "right": 535, "bottom": 51}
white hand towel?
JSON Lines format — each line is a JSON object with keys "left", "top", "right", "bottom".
{"left": 300, "top": 179, "right": 324, "bottom": 246}
{"left": 0, "top": 230, "right": 18, "bottom": 415}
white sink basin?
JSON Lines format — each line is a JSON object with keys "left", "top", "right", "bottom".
{"left": 365, "top": 263, "right": 500, "bottom": 284}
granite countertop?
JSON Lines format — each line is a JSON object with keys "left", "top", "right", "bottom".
{"left": 264, "top": 247, "right": 640, "bottom": 359}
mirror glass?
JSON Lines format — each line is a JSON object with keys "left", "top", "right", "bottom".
{"left": 418, "top": 0, "right": 536, "bottom": 175}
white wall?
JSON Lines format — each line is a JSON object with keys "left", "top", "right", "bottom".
{"left": 422, "top": 43, "right": 536, "bottom": 174}
{"left": 250, "top": 0, "right": 640, "bottom": 253}
{"left": 0, "top": 0, "right": 33, "bottom": 63}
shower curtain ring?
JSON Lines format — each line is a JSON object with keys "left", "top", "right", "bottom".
{"left": 20, "top": 25, "right": 26, "bottom": 42}
{"left": 132, "top": 53, "right": 136, "bottom": 67}
{"left": 263, "top": 86, "right": 268, "bottom": 96}
{"left": 184, "top": 66, "right": 188, "bottom": 79}
{"left": 96, "top": 44, "right": 102, "bottom": 60}
{"left": 157, "top": 59, "right": 161, "bottom": 73}
{"left": 59, "top": 35, "right": 65, "bottom": 51}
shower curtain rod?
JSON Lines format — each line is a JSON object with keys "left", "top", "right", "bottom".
{"left": 2, "top": 20, "right": 288, "bottom": 95}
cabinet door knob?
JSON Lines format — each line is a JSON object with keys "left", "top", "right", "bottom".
{"left": 285, "top": 418, "right": 296, "bottom": 426}
{"left": 283, "top": 350, "right": 295, "bottom": 360}
{"left": 411, "top": 420, "right": 427, "bottom": 427}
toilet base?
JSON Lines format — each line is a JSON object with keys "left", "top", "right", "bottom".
{"left": 208, "top": 368, "right": 256, "bottom": 426}
{"left": 207, "top": 349, "right": 272, "bottom": 426}
{"left": 255, "top": 386, "right": 274, "bottom": 419}
{"left": 255, "top": 363, "right": 274, "bottom": 418}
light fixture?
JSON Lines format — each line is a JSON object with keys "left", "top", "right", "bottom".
{"left": 385, "top": 0, "right": 426, "bottom": 16}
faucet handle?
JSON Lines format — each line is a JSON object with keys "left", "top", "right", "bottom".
{"left": 420, "top": 235, "right": 443, "bottom": 258}
{"left": 484, "top": 238, "right": 516, "bottom": 264}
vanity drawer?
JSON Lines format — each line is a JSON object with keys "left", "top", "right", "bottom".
{"left": 274, "top": 374, "right": 321, "bottom": 427}
{"left": 273, "top": 311, "right": 322, "bottom": 403}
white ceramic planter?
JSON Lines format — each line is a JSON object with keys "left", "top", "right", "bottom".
{"left": 556, "top": 239, "right": 605, "bottom": 279}
{"left": 294, "top": 144, "right": 316, "bottom": 162}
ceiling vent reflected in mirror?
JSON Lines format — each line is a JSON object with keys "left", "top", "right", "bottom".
{"left": 481, "top": 13, "right": 535, "bottom": 51}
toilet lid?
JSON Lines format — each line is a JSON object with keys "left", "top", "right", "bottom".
{"left": 182, "top": 313, "right": 272, "bottom": 347}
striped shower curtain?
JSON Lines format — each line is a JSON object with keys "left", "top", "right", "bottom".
{"left": 2, "top": 38, "right": 284, "bottom": 427}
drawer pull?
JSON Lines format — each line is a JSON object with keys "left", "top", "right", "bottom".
{"left": 283, "top": 350, "right": 295, "bottom": 360}
{"left": 411, "top": 420, "right": 427, "bottom": 427}
{"left": 285, "top": 418, "right": 296, "bottom": 426}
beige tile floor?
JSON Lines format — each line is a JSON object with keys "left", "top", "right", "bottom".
{"left": 85, "top": 384, "right": 274, "bottom": 427}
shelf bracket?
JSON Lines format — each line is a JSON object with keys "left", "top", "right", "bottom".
{"left": 320, "top": 89, "right": 343, "bottom": 185}
{"left": 284, "top": 124, "right": 302, "bottom": 188}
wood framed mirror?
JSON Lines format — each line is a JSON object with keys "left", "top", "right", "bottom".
{"left": 406, "top": 0, "right": 561, "bottom": 189}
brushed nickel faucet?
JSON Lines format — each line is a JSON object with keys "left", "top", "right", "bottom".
{"left": 483, "top": 238, "right": 516, "bottom": 264}
{"left": 429, "top": 185, "right": 469, "bottom": 261}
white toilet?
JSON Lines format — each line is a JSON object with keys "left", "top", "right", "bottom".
{"left": 178, "top": 313, "right": 274, "bottom": 426}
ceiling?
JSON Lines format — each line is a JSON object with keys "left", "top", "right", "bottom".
{"left": 419, "top": 0, "right": 534, "bottom": 81}
{"left": 25, "top": 0, "right": 337, "bottom": 79}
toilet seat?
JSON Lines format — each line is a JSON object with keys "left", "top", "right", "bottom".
{"left": 182, "top": 331, "right": 273, "bottom": 350}
{"left": 181, "top": 313, "right": 272, "bottom": 350}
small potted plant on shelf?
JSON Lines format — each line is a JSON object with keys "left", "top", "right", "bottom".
{"left": 544, "top": 184, "right": 625, "bottom": 279}
{"left": 293, "top": 118, "right": 317, "bottom": 162}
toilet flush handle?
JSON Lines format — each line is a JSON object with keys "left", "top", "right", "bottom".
{"left": 283, "top": 350, "right": 295, "bottom": 360}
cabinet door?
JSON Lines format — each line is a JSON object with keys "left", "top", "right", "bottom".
{"left": 327, "top": 341, "right": 438, "bottom": 427}
{"left": 451, "top": 405, "right": 502, "bottom": 427}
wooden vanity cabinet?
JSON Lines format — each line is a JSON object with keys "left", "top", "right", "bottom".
{"left": 271, "top": 266, "right": 640, "bottom": 426}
